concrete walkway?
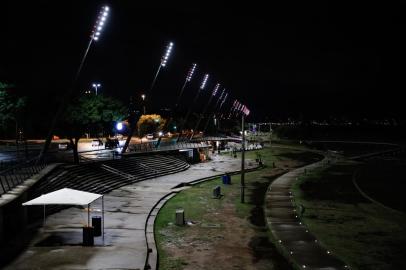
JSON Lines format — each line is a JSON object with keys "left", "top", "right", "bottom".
{"left": 266, "top": 158, "right": 349, "bottom": 270}
{"left": 5, "top": 154, "right": 256, "bottom": 270}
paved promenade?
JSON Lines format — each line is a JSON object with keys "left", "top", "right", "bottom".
{"left": 266, "top": 158, "right": 348, "bottom": 270}
{"left": 5, "top": 154, "right": 256, "bottom": 270}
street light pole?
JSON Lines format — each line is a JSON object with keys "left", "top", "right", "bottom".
{"left": 122, "top": 41, "right": 174, "bottom": 154}
{"left": 240, "top": 104, "right": 250, "bottom": 203}
{"left": 158, "top": 63, "right": 197, "bottom": 148}
{"left": 148, "top": 41, "right": 174, "bottom": 97}
{"left": 203, "top": 89, "right": 226, "bottom": 134}
{"left": 92, "top": 83, "right": 101, "bottom": 95}
{"left": 38, "top": 5, "right": 110, "bottom": 162}
{"left": 141, "top": 94, "right": 146, "bottom": 115}
{"left": 177, "top": 73, "right": 209, "bottom": 142}
{"left": 241, "top": 113, "right": 245, "bottom": 203}
{"left": 190, "top": 83, "right": 220, "bottom": 140}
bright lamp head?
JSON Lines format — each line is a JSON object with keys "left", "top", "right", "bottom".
{"left": 200, "top": 74, "right": 209, "bottom": 90}
{"left": 92, "top": 6, "right": 109, "bottom": 41}
{"left": 116, "top": 122, "right": 123, "bottom": 131}
{"left": 212, "top": 83, "right": 220, "bottom": 96}
{"left": 161, "top": 41, "right": 174, "bottom": 67}
{"left": 186, "top": 63, "right": 197, "bottom": 82}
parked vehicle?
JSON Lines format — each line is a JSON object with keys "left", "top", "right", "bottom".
{"left": 58, "top": 142, "right": 72, "bottom": 151}
{"left": 105, "top": 138, "right": 119, "bottom": 149}
{"left": 92, "top": 139, "right": 103, "bottom": 147}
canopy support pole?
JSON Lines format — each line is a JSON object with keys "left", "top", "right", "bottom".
{"left": 87, "top": 203, "right": 90, "bottom": 227}
{"left": 102, "top": 196, "right": 105, "bottom": 245}
{"left": 43, "top": 205, "right": 46, "bottom": 226}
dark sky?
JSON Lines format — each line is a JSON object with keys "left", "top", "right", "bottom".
{"left": 1, "top": 1, "right": 405, "bottom": 123}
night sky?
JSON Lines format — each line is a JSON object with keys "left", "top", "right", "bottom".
{"left": 1, "top": 1, "right": 405, "bottom": 125}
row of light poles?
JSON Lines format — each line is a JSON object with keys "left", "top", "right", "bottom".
{"left": 38, "top": 3, "right": 250, "bottom": 155}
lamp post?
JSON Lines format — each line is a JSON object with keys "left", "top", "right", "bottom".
{"left": 191, "top": 83, "right": 220, "bottom": 140}
{"left": 175, "top": 63, "right": 197, "bottom": 108}
{"left": 158, "top": 63, "right": 198, "bottom": 148}
{"left": 149, "top": 41, "right": 174, "bottom": 95}
{"left": 92, "top": 83, "right": 101, "bottom": 95}
{"left": 203, "top": 88, "right": 226, "bottom": 134}
{"left": 141, "top": 94, "right": 146, "bottom": 115}
{"left": 240, "top": 104, "right": 250, "bottom": 203}
{"left": 39, "top": 5, "right": 110, "bottom": 161}
{"left": 122, "top": 42, "right": 174, "bottom": 154}
{"left": 177, "top": 73, "right": 209, "bottom": 142}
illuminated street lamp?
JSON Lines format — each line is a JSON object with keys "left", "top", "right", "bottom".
{"left": 200, "top": 74, "right": 209, "bottom": 90}
{"left": 40, "top": 5, "right": 111, "bottom": 160}
{"left": 176, "top": 73, "right": 209, "bottom": 142}
{"left": 75, "top": 5, "right": 110, "bottom": 81}
{"left": 186, "top": 63, "right": 197, "bottom": 82}
{"left": 203, "top": 88, "right": 226, "bottom": 133}
{"left": 91, "top": 6, "right": 109, "bottom": 42}
{"left": 175, "top": 63, "right": 197, "bottom": 107}
{"left": 116, "top": 122, "right": 123, "bottom": 131}
{"left": 141, "top": 94, "right": 146, "bottom": 114}
{"left": 92, "top": 83, "right": 101, "bottom": 95}
{"left": 123, "top": 41, "right": 173, "bottom": 154}
{"left": 159, "top": 63, "right": 198, "bottom": 147}
{"left": 160, "top": 42, "right": 174, "bottom": 67}
{"left": 149, "top": 41, "right": 174, "bottom": 94}
{"left": 191, "top": 82, "right": 219, "bottom": 140}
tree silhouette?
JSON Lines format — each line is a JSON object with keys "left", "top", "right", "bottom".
{"left": 61, "top": 94, "right": 126, "bottom": 163}
{"left": 136, "top": 114, "right": 166, "bottom": 137}
{"left": 0, "top": 82, "right": 26, "bottom": 138}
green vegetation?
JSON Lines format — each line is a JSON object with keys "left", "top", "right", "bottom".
{"left": 357, "top": 158, "right": 406, "bottom": 212}
{"left": 62, "top": 94, "right": 126, "bottom": 163}
{"left": 0, "top": 82, "right": 26, "bottom": 137}
{"left": 155, "top": 145, "right": 322, "bottom": 270}
{"left": 136, "top": 114, "right": 166, "bottom": 137}
{"left": 293, "top": 162, "right": 406, "bottom": 270}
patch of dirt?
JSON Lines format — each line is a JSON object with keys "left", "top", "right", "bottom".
{"left": 161, "top": 158, "right": 312, "bottom": 270}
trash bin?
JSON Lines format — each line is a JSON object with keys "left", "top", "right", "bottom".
{"left": 83, "top": 226, "right": 94, "bottom": 246}
{"left": 222, "top": 175, "right": 228, "bottom": 184}
{"left": 92, "top": 216, "right": 102, "bottom": 237}
{"left": 222, "top": 174, "right": 231, "bottom": 184}
{"left": 226, "top": 174, "right": 231, "bottom": 184}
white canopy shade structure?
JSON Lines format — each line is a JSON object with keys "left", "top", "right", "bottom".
{"left": 23, "top": 188, "right": 102, "bottom": 206}
{"left": 22, "top": 188, "right": 105, "bottom": 243}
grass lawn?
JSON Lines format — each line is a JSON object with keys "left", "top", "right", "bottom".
{"left": 154, "top": 145, "right": 323, "bottom": 270}
{"left": 293, "top": 161, "right": 406, "bottom": 270}
{"left": 357, "top": 157, "right": 406, "bottom": 212}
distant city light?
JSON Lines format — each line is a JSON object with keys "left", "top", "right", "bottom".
{"left": 200, "top": 74, "right": 209, "bottom": 90}
{"left": 161, "top": 42, "right": 174, "bottom": 67}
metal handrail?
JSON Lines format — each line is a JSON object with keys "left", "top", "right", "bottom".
{"left": 0, "top": 157, "right": 46, "bottom": 196}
